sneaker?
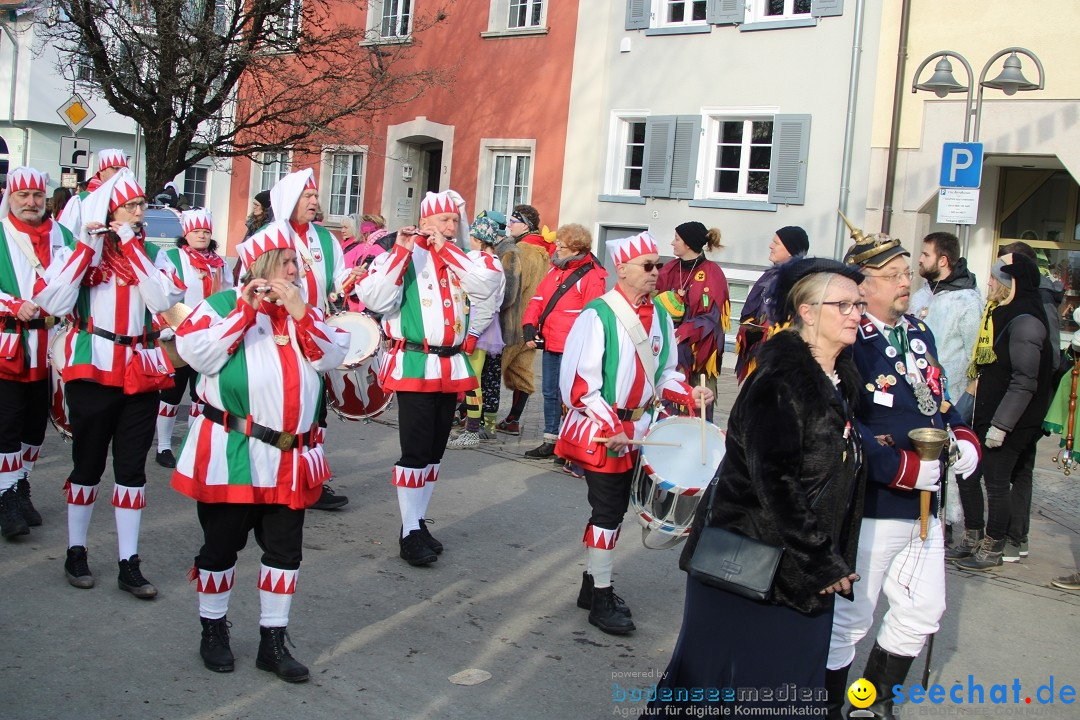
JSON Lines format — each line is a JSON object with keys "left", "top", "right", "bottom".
{"left": 155, "top": 449, "right": 176, "bottom": 468}
{"left": 399, "top": 529, "right": 437, "bottom": 566}
{"left": 1003, "top": 541, "right": 1021, "bottom": 563}
{"left": 1050, "top": 572, "right": 1080, "bottom": 591}
{"left": 0, "top": 486, "right": 29, "bottom": 539}
{"left": 495, "top": 419, "right": 521, "bottom": 435}
{"left": 446, "top": 431, "right": 480, "bottom": 449}
{"left": 418, "top": 518, "right": 444, "bottom": 554}
{"left": 15, "top": 475, "right": 42, "bottom": 527}
{"left": 118, "top": 554, "right": 158, "bottom": 599}
{"left": 64, "top": 546, "right": 95, "bottom": 589}
{"left": 477, "top": 427, "right": 498, "bottom": 441}
{"left": 1019, "top": 540, "right": 1029, "bottom": 558}
{"left": 525, "top": 441, "right": 556, "bottom": 458}
{"left": 311, "top": 483, "right": 348, "bottom": 511}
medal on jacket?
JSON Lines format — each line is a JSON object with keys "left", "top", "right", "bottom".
{"left": 274, "top": 334, "right": 290, "bottom": 346}
{"left": 913, "top": 381, "right": 937, "bottom": 416}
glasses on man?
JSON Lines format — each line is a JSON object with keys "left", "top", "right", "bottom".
{"left": 625, "top": 260, "right": 661, "bottom": 273}
{"left": 867, "top": 269, "right": 913, "bottom": 284}
{"left": 118, "top": 199, "right": 148, "bottom": 212}
{"left": 815, "top": 300, "right": 869, "bottom": 316}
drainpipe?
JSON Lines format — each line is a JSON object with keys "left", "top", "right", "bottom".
{"left": 833, "top": 0, "right": 867, "bottom": 259}
{"left": 2, "top": 17, "right": 31, "bottom": 165}
{"left": 880, "top": 0, "right": 912, "bottom": 235}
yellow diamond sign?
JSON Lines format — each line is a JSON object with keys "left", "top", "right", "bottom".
{"left": 57, "top": 93, "right": 97, "bottom": 133}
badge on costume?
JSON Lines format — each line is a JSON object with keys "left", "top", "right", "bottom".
{"left": 651, "top": 335, "right": 662, "bottom": 356}
{"left": 874, "top": 390, "right": 895, "bottom": 407}
{"left": 916, "top": 358, "right": 928, "bottom": 370}
{"left": 695, "top": 270, "right": 706, "bottom": 282}
{"left": 311, "top": 245, "right": 323, "bottom": 262}
{"left": 895, "top": 362, "right": 906, "bottom": 375}
{"left": 422, "top": 298, "right": 432, "bottom": 308}
{"left": 910, "top": 339, "right": 927, "bottom": 354}
{"left": 443, "top": 299, "right": 451, "bottom": 308}
{"left": 885, "top": 346, "right": 898, "bottom": 358}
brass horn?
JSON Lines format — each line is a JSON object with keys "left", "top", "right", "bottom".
{"left": 908, "top": 428, "right": 948, "bottom": 542}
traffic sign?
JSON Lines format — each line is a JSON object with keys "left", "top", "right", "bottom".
{"left": 59, "top": 136, "right": 91, "bottom": 170}
{"left": 56, "top": 94, "right": 97, "bottom": 134}
{"left": 60, "top": 173, "right": 80, "bottom": 189}
{"left": 937, "top": 187, "right": 980, "bottom": 225}
{"left": 940, "top": 142, "right": 984, "bottom": 188}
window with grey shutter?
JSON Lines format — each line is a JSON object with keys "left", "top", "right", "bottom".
{"left": 767, "top": 114, "right": 811, "bottom": 205}
{"left": 669, "top": 116, "right": 702, "bottom": 200}
{"left": 812, "top": 0, "right": 844, "bottom": 18}
{"left": 626, "top": 0, "right": 651, "bottom": 30}
{"left": 640, "top": 116, "right": 676, "bottom": 198}
{"left": 707, "top": 0, "right": 745, "bottom": 25}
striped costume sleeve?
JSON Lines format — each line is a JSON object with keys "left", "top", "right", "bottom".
{"left": 175, "top": 293, "right": 256, "bottom": 376}
{"left": 357, "top": 244, "right": 411, "bottom": 314}
{"left": 122, "top": 238, "right": 185, "bottom": 312}
{"left": 31, "top": 237, "right": 101, "bottom": 317}
{"left": 294, "top": 306, "right": 351, "bottom": 372}
{"left": 559, "top": 307, "right": 620, "bottom": 434}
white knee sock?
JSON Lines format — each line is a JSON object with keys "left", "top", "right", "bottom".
{"left": 197, "top": 567, "right": 235, "bottom": 619}
{"left": 66, "top": 482, "right": 97, "bottom": 547}
{"left": 588, "top": 546, "right": 616, "bottom": 588}
{"left": 397, "top": 486, "right": 425, "bottom": 536}
{"left": 258, "top": 565, "right": 297, "bottom": 627}
{"left": 157, "top": 403, "right": 179, "bottom": 452}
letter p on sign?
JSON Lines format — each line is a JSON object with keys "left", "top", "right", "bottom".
{"left": 940, "top": 142, "right": 984, "bottom": 188}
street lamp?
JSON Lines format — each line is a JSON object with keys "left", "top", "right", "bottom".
{"left": 911, "top": 48, "right": 1045, "bottom": 254}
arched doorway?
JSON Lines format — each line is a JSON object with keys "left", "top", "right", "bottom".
{"left": 384, "top": 119, "right": 454, "bottom": 227}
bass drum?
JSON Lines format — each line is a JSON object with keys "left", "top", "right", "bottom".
{"left": 48, "top": 326, "right": 72, "bottom": 439}
{"left": 325, "top": 339, "right": 393, "bottom": 421}
{"left": 325, "top": 311, "right": 382, "bottom": 369}
{"left": 629, "top": 416, "right": 726, "bottom": 549}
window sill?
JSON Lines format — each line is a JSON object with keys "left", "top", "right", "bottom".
{"left": 480, "top": 27, "right": 549, "bottom": 39}
{"left": 599, "top": 194, "right": 647, "bottom": 205}
{"left": 359, "top": 35, "right": 412, "bottom": 47}
{"left": 688, "top": 198, "right": 777, "bottom": 211}
{"left": 739, "top": 17, "right": 817, "bottom": 32}
{"left": 644, "top": 24, "right": 711, "bottom": 36}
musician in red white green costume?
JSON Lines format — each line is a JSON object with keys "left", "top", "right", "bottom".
{"left": 56, "top": 148, "right": 129, "bottom": 237}
{"left": 357, "top": 190, "right": 500, "bottom": 566}
{"left": 555, "top": 231, "right": 713, "bottom": 635}
{"left": 171, "top": 224, "right": 350, "bottom": 680}
{"left": 0, "top": 166, "right": 76, "bottom": 539}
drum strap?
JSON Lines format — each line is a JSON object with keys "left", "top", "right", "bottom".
{"left": 599, "top": 290, "right": 657, "bottom": 382}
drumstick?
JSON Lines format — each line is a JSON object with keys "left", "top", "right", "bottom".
{"left": 919, "top": 491, "right": 931, "bottom": 541}
{"left": 699, "top": 374, "right": 707, "bottom": 465}
{"left": 595, "top": 438, "right": 682, "bottom": 448}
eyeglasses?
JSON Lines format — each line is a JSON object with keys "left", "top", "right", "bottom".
{"left": 118, "top": 199, "right": 148, "bottom": 212}
{"left": 865, "top": 269, "right": 913, "bottom": 284}
{"left": 815, "top": 300, "right": 869, "bottom": 316}
{"left": 625, "top": 260, "right": 661, "bottom": 273}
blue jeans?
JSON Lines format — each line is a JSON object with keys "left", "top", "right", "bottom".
{"left": 542, "top": 351, "right": 563, "bottom": 438}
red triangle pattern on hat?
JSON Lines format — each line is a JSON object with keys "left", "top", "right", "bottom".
{"left": 109, "top": 176, "right": 146, "bottom": 212}
{"left": 237, "top": 224, "right": 293, "bottom": 267}
{"left": 419, "top": 191, "right": 456, "bottom": 219}
{"left": 5, "top": 167, "right": 47, "bottom": 193}
{"left": 304, "top": 173, "right": 317, "bottom": 190}
{"left": 97, "top": 149, "right": 129, "bottom": 175}
{"left": 181, "top": 209, "right": 213, "bottom": 235}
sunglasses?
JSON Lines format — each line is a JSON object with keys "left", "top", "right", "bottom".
{"left": 625, "top": 260, "right": 661, "bottom": 272}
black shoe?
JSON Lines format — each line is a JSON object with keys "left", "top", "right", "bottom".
{"left": 862, "top": 643, "right": 914, "bottom": 719}
{"left": 310, "top": 483, "right": 348, "bottom": 511}
{"left": 15, "top": 475, "right": 42, "bottom": 526}
{"left": 418, "top": 518, "right": 443, "bottom": 554}
{"left": 525, "top": 441, "right": 556, "bottom": 459}
{"left": 200, "top": 617, "right": 235, "bottom": 673}
{"left": 118, "top": 554, "right": 158, "bottom": 599}
{"left": 64, "top": 546, "right": 95, "bottom": 589}
{"left": 0, "top": 486, "right": 29, "bottom": 539}
{"left": 945, "top": 528, "right": 984, "bottom": 561}
{"left": 576, "top": 571, "right": 631, "bottom": 616}
{"left": 824, "top": 664, "right": 850, "bottom": 720}
{"left": 255, "top": 626, "right": 309, "bottom": 683}
{"left": 399, "top": 529, "right": 437, "bottom": 566}
{"left": 588, "top": 586, "right": 636, "bottom": 635}
{"left": 155, "top": 449, "right": 176, "bottom": 468}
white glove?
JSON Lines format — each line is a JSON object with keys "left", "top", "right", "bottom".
{"left": 114, "top": 222, "right": 136, "bottom": 243}
{"left": 914, "top": 460, "right": 941, "bottom": 492}
{"left": 952, "top": 438, "right": 979, "bottom": 479}
{"left": 985, "top": 426, "right": 1007, "bottom": 449}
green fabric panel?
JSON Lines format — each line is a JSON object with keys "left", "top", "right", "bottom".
{"left": 164, "top": 247, "right": 185, "bottom": 286}
{"left": 71, "top": 289, "right": 93, "bottom": 365}
{"left": 399, "top": 263, "right": 428, "bottom": 377}
{"left": 203, "top": 290, "right": 252, "bottom": 485}
{"left": 312, "top": 225, "right": 336, "bottom": 300}
{"left": 0, "top": 225, "right": 27, "bottom": 364}
{"left": 585, "top": 299, "right": 623, "bottom": 408}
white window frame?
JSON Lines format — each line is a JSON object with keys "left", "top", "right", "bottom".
{"left": 318, "top": 146, "right": 368, "bottom": 220}
{"left": 363, "top": 0, "right": 412, "bottom": 42}
{"left": 701, "top": 107, "right": 778, "bottom": 202}
{"left": 657, "top": 0, "right": 708, "bottom": 28}
{"left": 477, "top": 139, "right": 536, "bottom": 218}
{"left": 484, "top": 0, "right": 548, "bottom": 36}
{"left": 252, "top": 150, "right": 292, "bottom": 193}
{"left": 183, "top": 166, "right": 209, "bottom": 209}
{"left": 265, "top": 0, "right": 303, "bottom": 47}
{"left": 746, "top": 0, "right": 813, "bottom": 23}
{"left": 605, "top": 111, "right": 650, "bottom": 196}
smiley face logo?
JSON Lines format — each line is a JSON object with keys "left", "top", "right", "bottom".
{"left": 847, "top": 678, "right": 876, "bottom": 709}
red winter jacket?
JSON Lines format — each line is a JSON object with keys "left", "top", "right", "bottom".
{"left": 522, "top": 255, "right": 607, "bottom": 353}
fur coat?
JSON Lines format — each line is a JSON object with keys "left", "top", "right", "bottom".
{"left": 680, "top": 330, "right": 865, "bottom": 614}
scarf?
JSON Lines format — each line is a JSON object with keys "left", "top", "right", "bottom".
{"left": 183, "top": 245, "right": 225, "bottom": 297}
{"left": 7, "top": 215, "right": 53, "bottom": 267}
{"left": 967, "top": 301, "right": 997, "bottom": 379}
{"left": 83, "top": 235, "right": 138, "bottom": 287}
{"left": 551, "top": 251, "right": 587, "bottom": 270}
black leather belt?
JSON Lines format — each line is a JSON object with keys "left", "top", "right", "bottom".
{"left": 77, "top": 324, "right": 160, "bottom": 346}
{"left": 616, "top": 407, "right": 647, "bottom": 421}
{"left": 1, "top": 317, "right": 53, "bottom": 330}
{"left": 201, "top": 405, "right": 318, "bottom": 451}
{"left": 402, "top": 341, "right": 462, "bottom": 358}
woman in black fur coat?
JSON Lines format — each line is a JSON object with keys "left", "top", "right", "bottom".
{"left": 650, "top": 258, "right": 866, "bottom": 716}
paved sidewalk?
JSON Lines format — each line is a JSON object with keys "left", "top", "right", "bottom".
{"left": 1, "top": 354, "right": 1077, "bottom": 719}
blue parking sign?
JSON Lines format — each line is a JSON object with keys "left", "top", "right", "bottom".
{"left": 940, "top": 143, "right": 984, "bottom": 188}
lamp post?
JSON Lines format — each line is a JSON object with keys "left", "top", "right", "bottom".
{"left": 911, "top": 47, "right": 1045, "bottom": 255}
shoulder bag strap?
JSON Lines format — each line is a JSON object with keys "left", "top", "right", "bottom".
{"left": 538, "top": 261, "right": 594, "bottom": 330}
{"left": 599, "top": 289, "right": 657, "bottom": 381}
{"left": 2, "top": 218, "right": 47, "bottom": 280}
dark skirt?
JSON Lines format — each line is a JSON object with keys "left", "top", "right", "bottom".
{"left": 648, "top": 575, "right": 833, "bottom": 715}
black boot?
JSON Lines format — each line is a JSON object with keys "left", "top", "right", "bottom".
{"left": 15, "top": 475, "right": 42, "bottom": 526}
{"left": 200, "top": 617, "right": 235, "bottom": 672}
{"left": 945, "top": 527, "right": 984, "bottom": 561}
{"left": 576, "top": 571, "right": 631, "bottom": 616}
{"left": 0, "top": 486, "right": 29, "bottom": 539}
{"left": 118, "top": 554, "right": 158, "bottom": 599}
{"left": 588, "top": 586, "right": 636, "bottom": 635}
{"left": 862, "top": 643, "right": 914, "bottom": 719}
{"left": 524, "top": 441, "right": 556, "bottom": 458}
{"left": 256, "top": 626, "right": 309, "bottom": 682}
{"left": 824, "top": 664, "right": 850, "bottom": 720}
{"left": 954, "top": 535, "right": 1005, "bottom": 572}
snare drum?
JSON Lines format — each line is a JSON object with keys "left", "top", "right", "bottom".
{"left": 325, "top": 346, "right": 394, "bottom": 421}
{"left": 48, "top": 327, "right": 72, "bottom": 439}
{"left": 325, "top": 312, "right": 381, "bottom": 369}
{"left": 629, "top": 416, "right": 726, "bottom": 548}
